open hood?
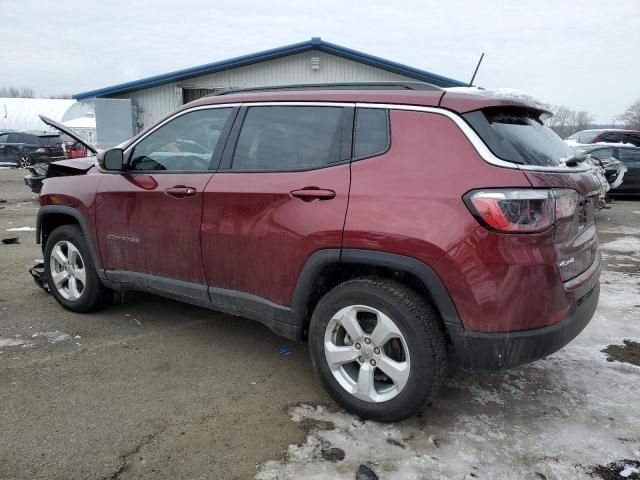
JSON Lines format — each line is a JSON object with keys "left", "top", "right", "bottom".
{"left": 38, "top": 114, "right": 99, "bottom": 155}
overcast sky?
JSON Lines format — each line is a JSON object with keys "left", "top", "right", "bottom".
{"left": 2, "top": 0, "right": 638, "bottom": 123}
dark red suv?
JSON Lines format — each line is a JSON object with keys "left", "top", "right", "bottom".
{"left": 36, "top": 83, "right": 601, "bottom": 421}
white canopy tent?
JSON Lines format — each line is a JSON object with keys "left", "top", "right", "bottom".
{"left": 0, "top": 98, "right": 94, "bottom": 133}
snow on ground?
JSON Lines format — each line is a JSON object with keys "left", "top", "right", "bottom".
{"left": 0, "top": 331, "right": 72, "bottom": 349}
{"left": 256, "top": 270, "right": 640, "bottom": 480}
{"left": 600, "top": 237, "right": 640, "bottom": 254}
{"left": 6, "top": 226, "right": 36, "bottom": 232}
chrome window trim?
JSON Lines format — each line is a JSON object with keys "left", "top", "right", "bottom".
{"left": 126, "top": 103, "right": 240, "bottom": 154}
{"left": 128, "top": 100, "right": 589, "bottom": 173}
{"left": 355, "top": 102, "right": 590, "bottom": 173}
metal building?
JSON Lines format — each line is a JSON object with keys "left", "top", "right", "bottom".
{"left": 74, "top": 37, "right": 466, "bottom": 133}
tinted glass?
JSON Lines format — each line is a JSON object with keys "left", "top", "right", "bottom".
{"left": 232, "top": 106, "right": 343, "bottom": 171}
{"left": 0, "top": 133, "right": 8, "bottom": 144}
{"left": 589, "top": 148, "right": 613, "bottom": 160}
{"left": 354, "top": 108, "right": 389, "bottom": 158}
{"left": 38, "top": 135, "right": 62, "bottom": 147}
{"left": 7, "top": 133, "right": 22, "bottom": 143}
{"left": 130, "top": 108, "right": 231, "bottom": 171}
{"left": 599, "top": 133, "right": 622, "bottom": 143}
{"left": 464, "top": 108, "right": 574, "bottom": 166}
{"left": 618, "top": 149, "right": 640, "bottom": 163}
{"left": 624, "top": 134, "right": 640, "bottom": 147}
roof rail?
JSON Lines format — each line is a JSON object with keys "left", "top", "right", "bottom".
{"left": 211, "top": 81, "right": 442, "bottom": 97}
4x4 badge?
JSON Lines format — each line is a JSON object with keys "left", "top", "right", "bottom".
{"left": 559, "top": 257, "right": 575, "bottom": 267}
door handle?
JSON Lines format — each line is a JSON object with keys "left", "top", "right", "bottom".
{"left": 165, "top": 186, "right": 197, "bottom": 198}
{"left": 290, "top": 188, "right": 336, "bottom": 201}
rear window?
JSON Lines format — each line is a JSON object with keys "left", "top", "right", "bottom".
{"left": 463, "top": 107, "right": 574, "bottom": 167}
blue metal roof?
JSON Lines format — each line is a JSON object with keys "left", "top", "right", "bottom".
{"left": 74, "top": 37, "right": 466, "bottom": 100}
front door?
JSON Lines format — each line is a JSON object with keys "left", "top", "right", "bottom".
{"left": 201, "top": 104, "right": 353, "bottom": 306}
{"left": 95, "top": 106, "right": 235, "bottom": 300}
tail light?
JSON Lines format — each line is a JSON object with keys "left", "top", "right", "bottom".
{"left": 464, "top": 188, "right": 579, "bottom": 233}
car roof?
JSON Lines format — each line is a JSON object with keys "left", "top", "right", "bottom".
{"left": 185, "top": 88, "right": 540, "bottom": 115}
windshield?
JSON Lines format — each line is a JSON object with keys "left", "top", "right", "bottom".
{"left": 463, "top": 107, "right": 574, "bottom": 167}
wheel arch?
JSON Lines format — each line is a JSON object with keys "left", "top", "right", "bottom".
{"left": 291, "top": 249, "right": 463, "bottom": 339}
{"left": 37, "top": 205, "right": 105, "bottom": 279}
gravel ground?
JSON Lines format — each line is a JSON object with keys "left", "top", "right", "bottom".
{"left": 0, "top": 168, "right": 638, "bottom": 480}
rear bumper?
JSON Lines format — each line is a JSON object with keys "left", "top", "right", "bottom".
{"left": 448, "top": 281, "right": 600, "bottom": 370}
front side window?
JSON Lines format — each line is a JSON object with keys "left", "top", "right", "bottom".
{"left": 129, "top": 108, "right": 232, "bottom": 171}
{"left": 231, "top": 106, "right": 344, "bottom": 171}
{"left": 588, "top": 148, "right": 613, "bottom": 160}
{"left": 0, "top": 133, "right": 8, "bottom": 144}
{"left": 353, "top": 108, "right": 389, "bottom": 158}
{"left": 624, "top": 134, "right": 640, "bottom": 147}
{"left": 618, "top": 149, "right": 640, "bottom": 164}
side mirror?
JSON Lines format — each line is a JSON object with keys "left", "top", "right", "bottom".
{"left": 100, "top": 148, "right": 125, "bottom": 171}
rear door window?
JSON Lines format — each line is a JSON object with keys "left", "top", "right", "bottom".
{"left": 464, "top": 107, "right": 574, "bottom": 167}
{"left": 599, "top": 133, "right": 623, "bottom": 143}
{"left": 353, "top": 108, "right": 389, "bottom": 159}
{"left": 231, "top": 106, "right": 347, "bottom": 171}
{"left": 624, "top": 134, "right": 640, "bottom": 147}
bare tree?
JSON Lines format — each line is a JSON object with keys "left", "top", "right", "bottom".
{"left": 0, "top": 86, "right": 36, "bottom": 98}
{"left": 544, "top": 104, "right": 595, "bottom": 138}
{"left": 46, "top": 94, "right": 73, "bottom": 99}
{"left": 616, "top": 99, "right": 640, "bottom": 130}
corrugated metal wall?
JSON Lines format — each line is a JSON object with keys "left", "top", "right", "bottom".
{"left": 117, "top": 51, "right": 416, "bottom": 130}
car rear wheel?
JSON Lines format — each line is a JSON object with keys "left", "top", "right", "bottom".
{"left": 44, "top": 225, "right": 112, "bottom": 312}
{"left": 19, "top": 154, "right": 32, "bottom": 168}
{"left": 309, "top": 277, "right": 447, "bottom": 422}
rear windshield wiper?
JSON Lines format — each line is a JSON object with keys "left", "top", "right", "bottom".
{"left": 564, "top": 153, "right": 588, "bottom": 167}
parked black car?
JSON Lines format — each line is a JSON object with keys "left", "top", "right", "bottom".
{"left": 23, "top": 115, "right": 99, "bottom": 193}
{"left": 0, "top": 130, "right": 67, "bottom": 168}
{"left": 579, "top": 145, "right": 640, "bottom": 195}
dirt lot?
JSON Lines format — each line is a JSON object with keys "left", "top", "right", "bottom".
{"left": 1, "top": 168, "right": 639, "bottom": 480}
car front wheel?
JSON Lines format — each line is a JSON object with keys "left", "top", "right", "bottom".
{"left": 309, "top": 277, "right": 447, "bottom": 422}
{"left": 44, "top": 225, "right": 112, "bottom": 312}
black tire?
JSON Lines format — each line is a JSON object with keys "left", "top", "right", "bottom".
{"left": 309, "top": 277, "right": 447, "bottom": 422}
{"left": 44, "top": 225, "right": 112, "bottom": 313}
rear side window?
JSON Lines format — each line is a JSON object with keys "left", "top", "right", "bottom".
{"left": 624, "top": 134, "right": 640, "bottom": 147}
{"left": 38, "top": 136, "right": 60, "bottom": 147}
{"left": 464, "top": 107, "right": 574, "bottom": 167}
{"left": 599, "top": 133, "right": 623, "bottom": 143}
{"left": 232, "top": 106, "right": 345, "bottom": 171}
{"left": 353, "top": 108, "right": 389, "bottom": 158}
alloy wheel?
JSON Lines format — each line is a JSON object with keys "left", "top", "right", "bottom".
{"left": 49, "top": 240, "right": 86, "bottom": 301}
{"left": 324, "top": 305, "right": 411, "bottom": 403}
{"left": 19, "top": 155, "right": 31, "bottom": 168}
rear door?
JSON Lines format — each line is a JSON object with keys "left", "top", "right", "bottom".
{"left": 95, "top": 106, "right": 235, "bottom": 300}
{"left": 615, "top": 148, "right": 640, "bottom": 193}
{"left": 201, "top": 104, "right": 353, "bottom": 306}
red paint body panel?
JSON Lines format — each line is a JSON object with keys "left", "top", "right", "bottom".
{"left": 434, "top": 227, "right": 569, "bottom": 332}
{"left": 200, "top": 165, "right": 350, "bottom": 305}
{"left": 95, "top": 172, "right": 212, "bottom": 284}
{"left": 343, "top": 110, "right": 530, "bottom": 266}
